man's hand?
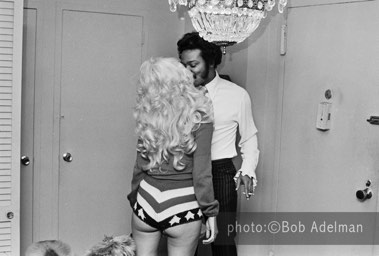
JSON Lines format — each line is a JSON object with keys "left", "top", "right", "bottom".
{"left": 235, "top": 174, "right": 257, "bottom": 200}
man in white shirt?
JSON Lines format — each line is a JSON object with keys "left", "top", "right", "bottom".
{"left": 177, "top": 32, "right": 259, "bottom": 256}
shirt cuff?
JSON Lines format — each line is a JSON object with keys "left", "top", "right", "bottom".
{"left": 238, "top": 157, "right": 258, "bottom": 180}
{"left": 233, "top": 170, "right": 257, "bottom": 182}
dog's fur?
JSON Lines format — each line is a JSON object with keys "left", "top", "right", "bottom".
{"left": 84, "top": 234, "right": 136, "bottom": 256}
{"left": 25, "top": 235, "right": 135, "bottom": 256}
{"left": 25, "top": 240, "right": 73, "bottom": 256}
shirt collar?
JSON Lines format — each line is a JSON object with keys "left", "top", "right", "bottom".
{"left": 205, "top": 72, "right": 220, "bottom": 99}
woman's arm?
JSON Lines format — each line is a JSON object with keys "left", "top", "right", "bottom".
{"left": 192, "top": 122, "right": 219, "bottom": 217}
{"left": 127, "top": 147, "right": 147, "bottom": 206}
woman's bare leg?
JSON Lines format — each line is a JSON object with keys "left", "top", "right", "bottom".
{"left": 165, "top": 220, "right": 202, "bottom": 256}
{"left": 132, "top": 213, "right": 161, "bottom": 256}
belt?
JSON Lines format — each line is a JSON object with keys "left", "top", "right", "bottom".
{"left": 212, "top": 158, "right": 233, "bottom": 165}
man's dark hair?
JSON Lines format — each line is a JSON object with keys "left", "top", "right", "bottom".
{"left": 177, "top": 32, "right": 222, "bottom": 68}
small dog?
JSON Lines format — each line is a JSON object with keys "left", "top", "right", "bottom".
{"left": 25, "top": 240, "right": 73, "bottom": 256}
{"left": 84, "top": 234, "right": 136, "bottom": 256}
{"left": 25, "top": 234, "right": 135, "bottom": 256}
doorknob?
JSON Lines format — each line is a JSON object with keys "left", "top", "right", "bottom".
{"left": 6, "top": 212, "right": 14, "bottom": 219}
{"left": 21, "top": 155, "right": 30, "bottom": 166}
{"left": 356, "top": 180, "right": 372, "bottom": 202}
{"left": 63, "top": 152, "right": 73, "bottom": 162}
{"left": 356, "top": 188, "right": 372, "bottom": 201}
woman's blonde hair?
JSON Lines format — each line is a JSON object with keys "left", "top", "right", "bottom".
{"left": 134, "top": 57, "right": 213, "bottom": 171}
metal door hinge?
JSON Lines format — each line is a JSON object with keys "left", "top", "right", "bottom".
{"left": 280, "top": 24, "right": 287, "bottom": 56}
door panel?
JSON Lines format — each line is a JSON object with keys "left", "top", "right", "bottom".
{"left": 276, "top": 0, "right": 379, "bottom": 255}
{"left": 57, "top": 9, "right": 142, "bottom": 254}
{"left": 21, "top": 7, "right": 37, "bottom": 255}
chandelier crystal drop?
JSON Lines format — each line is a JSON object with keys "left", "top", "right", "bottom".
{"left": 169, "top": 0, "right": 287, "bottom": 49}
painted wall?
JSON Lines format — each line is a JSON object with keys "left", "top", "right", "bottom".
{"left": 233, "top": 14, "right": 284, "bottom": 256}
{"left": 183, "top": 2, "right": 378, "bottom": 256}
{"left": 182, "top": 8, "right": 285, "bottom": 256}
{"left": 183, "top": 9, "right": 284, "bottom": 211}
{"left": 26, "top": 0, "right": 373, "bottom": 254}
{"left": 135, "top": 1, "right": 186, "bottom": 59}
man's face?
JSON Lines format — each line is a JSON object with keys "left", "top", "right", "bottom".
{"left": 180, "top": 49, "right": 210, "bottom": 87}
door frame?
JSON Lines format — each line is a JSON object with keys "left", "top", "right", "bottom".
{"left": 23, "top": 0, "right": 58, "bottom": 242}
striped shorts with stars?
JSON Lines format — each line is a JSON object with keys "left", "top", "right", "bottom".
{"left": 133, "top": 176, "right": 203, "bottom": 231}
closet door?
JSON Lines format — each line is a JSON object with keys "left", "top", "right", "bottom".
{"left": 20, "top": 6, "right": 37, "bottom": 254}
{"left": 54, "top": 3, "right": 143, "bottom": 254}
{"left": 0, "top": 0, "right": 23, "bottom": 255}
{"left": 274, "top": 0, "right": 379, "bottom": 255}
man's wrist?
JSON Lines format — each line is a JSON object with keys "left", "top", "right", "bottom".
{"left": 233, "top": 171, "right": 242, "bottom": 183}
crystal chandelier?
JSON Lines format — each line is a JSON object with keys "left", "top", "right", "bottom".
{"left": 169, "top": 0, "right": 287, "bottom": 52}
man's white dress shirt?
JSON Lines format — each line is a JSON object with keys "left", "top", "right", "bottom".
{"left": 205, "top": 72, "right": 260, "bottom": 180}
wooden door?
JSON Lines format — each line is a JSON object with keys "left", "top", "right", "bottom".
{"left": 20, "top": 6, "right": 37, "bottom": 255}
{"left": 275, "top": 0, "right": 379, "bottom": 255}
{"left": 55, "top": 4, "right": 143, "bottom": 254}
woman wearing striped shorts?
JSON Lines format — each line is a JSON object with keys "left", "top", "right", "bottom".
{"left": 128, "top": 57, "right": 219, "bottom": 256}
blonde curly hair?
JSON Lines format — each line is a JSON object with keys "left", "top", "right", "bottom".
{"left": 134, "top": 57, "right": 213, "bottom": 171}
